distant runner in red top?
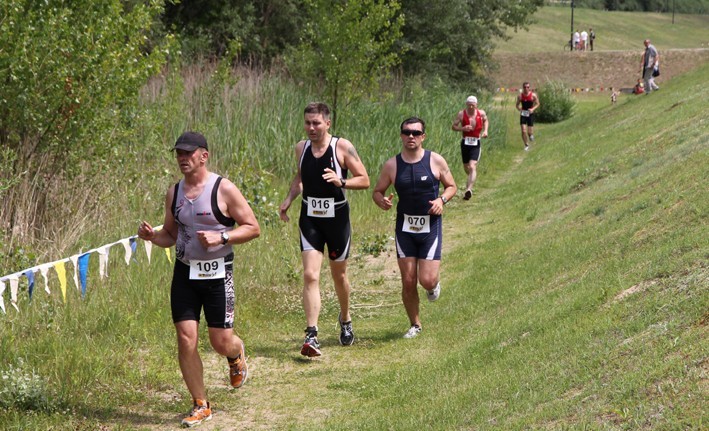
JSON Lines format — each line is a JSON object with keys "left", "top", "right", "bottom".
{"left": 516, "top": 82, "right": 540, "bottom": 151}
{"left": 452, "top": 95, "right": 488, "bottom": 200}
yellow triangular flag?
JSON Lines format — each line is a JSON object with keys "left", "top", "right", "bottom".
{"left": 54, "top": 261, "right": 67, "bottom": 303}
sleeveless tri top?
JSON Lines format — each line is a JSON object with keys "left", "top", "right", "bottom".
{"left": 171, "top": 173, "right": 236, "bottom": 264}
{"left": 299, "top": 136, "right": 348, "bottom": 208}
{"left": 462, "top": 109, "right": 483, "bottom": 138}
{"left": 394, "top": 150, "right": 440, "bottom": 221}
{"left": 520, "top": 92, "right": 535, "bottom": 110}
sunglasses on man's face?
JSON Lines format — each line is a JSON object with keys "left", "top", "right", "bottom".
{"left": 401, "top": 129, "right": 424, "bottom": 137}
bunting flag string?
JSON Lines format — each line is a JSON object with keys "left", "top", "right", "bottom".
{"left": 496, "top": 86, "right": 618, "bottom": 93}
{"left": 0, "top": 225, "right": 165, "bottom": 314}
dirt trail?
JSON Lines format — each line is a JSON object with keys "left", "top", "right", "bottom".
{"left": 492, "top": 48, "right": 709, "bottom": 89}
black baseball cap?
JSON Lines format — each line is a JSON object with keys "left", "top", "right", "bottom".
{"left": 173, "top": 131, "right": 208, "bottom": 151}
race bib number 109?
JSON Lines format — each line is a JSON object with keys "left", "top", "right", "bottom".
{"left": 402, "top": 214, "right": 430, "bottom": 233}
{"left": 189, "top": 258, "right": 226, "bottom": 280}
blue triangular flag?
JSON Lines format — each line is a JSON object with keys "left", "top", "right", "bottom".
{"left": 24, "top": 270, "right": 35, "bottom": 300}
{"left": 78, "top": 253, "right": 90, "bottom": 297}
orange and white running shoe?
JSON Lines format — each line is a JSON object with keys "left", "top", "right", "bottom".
{"left": 181, "top": 399, "right": 212, "bottom": 427}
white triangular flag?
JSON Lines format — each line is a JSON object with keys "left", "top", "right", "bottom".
{"left": 70, "top": 254, "right": 80, "bottom": 291}
{"left": 120, "top": 238, "right": 132, "bottom": 265}
{"left": 8, "top": 274, "right": 19, "bottom": 312}
{"left": 144, "top": 240, "right": 153, "bottom": 264}
{"left": 0, "top": 279, "right": 5, "bottom": 313}
{"left": 98, "top": 246, "right": 109, "bottom": 279}
{"left": 39, "top": 263, "right": 52, "bottom": 294}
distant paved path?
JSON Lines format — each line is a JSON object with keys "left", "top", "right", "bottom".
{"left": 492, "top": 48, "right": 709, "bottom": 90}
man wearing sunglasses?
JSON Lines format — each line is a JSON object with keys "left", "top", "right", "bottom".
{"left": 279, "top": 102, "right": 370, "bottom": 357}
{"left": 452, "top": 95, "right": 489, "bottom": 200}
{"left": 372, "top": 117, "right": 457, "bottom": 339}
{"left": 516, "top": 82, "right": 540, "bottom": 151}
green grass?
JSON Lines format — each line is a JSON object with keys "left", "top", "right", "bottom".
{"left": 496, "top": 6, "right": 709, "bottom": 52}
{"left": 0, "top": 61, "right": 706, "bottom": 429}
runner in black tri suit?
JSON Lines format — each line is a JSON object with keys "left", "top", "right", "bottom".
{"left": 372, "top": 117, "right": 457, "bottom": 339}
{"left": 279, "top": 102, "right": 370, "bottom": 357}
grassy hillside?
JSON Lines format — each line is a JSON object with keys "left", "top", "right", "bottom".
{"left": 495, "top": 6, "right": 709, "bottom": 53}
{"left": 491, "top": 6, "right": 709, "bottom": 90}
{"left": 0, "top": 64, "right": 706, "bottom": 429}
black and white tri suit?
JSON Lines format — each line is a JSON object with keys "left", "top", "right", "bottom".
{"left": 298, "top": 136, "right": 351, "bottom": 261}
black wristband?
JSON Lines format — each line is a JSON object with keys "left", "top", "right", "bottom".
{"left": 339, "top": 178, "right": 347, "bottom": 188}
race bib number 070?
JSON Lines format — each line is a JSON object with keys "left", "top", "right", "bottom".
{"left": 189, "top": 258, "right": 225, "bottom": 280}
{"left": 402, "top": 214, "right": 430, "bottom": 233}
{"left": 307, "top": 197, "right": 335, "bottom": 218}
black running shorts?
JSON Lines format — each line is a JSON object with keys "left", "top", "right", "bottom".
{"left": 299, "top": 201, "right": 351, "bottom": 261}
{"left": 170, "top": 256, "right": 235, "bottom": 328}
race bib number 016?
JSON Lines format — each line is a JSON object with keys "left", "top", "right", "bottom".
{"left": 189, "top": 258, "right": 226, "bottom": 280}
{"left": 464, "top": 137, "right": 479, "bottom": 146}
{"left": 521, "top": 110, "right": 530, "bottom": 117}
{"left": 307, "top": 197, "right": 335, "bottom": 218}
{"left": 402, "top": 214, "right": 430, "bottom": 233}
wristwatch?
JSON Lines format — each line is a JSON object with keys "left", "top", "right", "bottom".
{"left": 441, "top": 195, "right": 448, "bottom": 205}
{"left": 339, "top": 178, "right": 347, "bottom": 188}
{"left": 220, "top": 232, "right": 230, "bottom": 245}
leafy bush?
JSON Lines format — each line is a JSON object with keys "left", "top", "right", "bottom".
{"left": 535, "top": 81, "right": 575, "bottom": 123}
{"left": 0, "top": 359, "right": 59, "bottom": 412}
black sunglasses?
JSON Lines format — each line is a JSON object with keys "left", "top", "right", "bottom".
{"left": 401, "top": 129, "right": 424, "bottom": 137}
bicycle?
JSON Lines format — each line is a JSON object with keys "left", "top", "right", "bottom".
{"left": 563, "top": 39, "right": 573, "bottom": 51}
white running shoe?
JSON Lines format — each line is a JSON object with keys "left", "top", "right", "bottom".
{"left": 524, "top": 144, "right": 529, "bottom": 151}
{"left": 529, "top": 135, "right": 535, "bottom": 142}
{"left": 403, "top": 325, "right": 422, "bottom": 339}
{"left": 426, "top": 283, "right": 441, "bottom": 302}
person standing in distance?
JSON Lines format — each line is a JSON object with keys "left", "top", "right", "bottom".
{"left": 279, "top": 102, "right": 370, "bottom": 357}
{"left": 138, "top": 131, "right": 261, "bottom": 428}
{"left": 372, "top": 117, "right": 457, "bottom": 339}
{"left": 515, "top": 82, "right": 540, "bottom": 151}
{"left": 589, "top": 28, "right": 595, "bottom": 51}
{"left": 452, "top": 95, "right": 488, "bottom": 201}
{"left": 640, "top": 39, "right": 660, "bottom": 93}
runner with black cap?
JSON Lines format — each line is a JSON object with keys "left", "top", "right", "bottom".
{"left": 138, "top": 131, "right": 261, "bottom": 427}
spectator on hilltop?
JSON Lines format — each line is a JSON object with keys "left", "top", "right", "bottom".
{"left": 589, "top": 28, "right": 595, "bottom": 51}
{"left": 580, "top": 29, "right": 588, "bottom": 51}
{"left": 640, "top": 39, "right": 660, "bottom": 94}
{"left": 573, "top": 30, "right": 580, "bottom": 50}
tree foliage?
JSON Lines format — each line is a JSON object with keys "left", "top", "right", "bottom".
{"left": 285, "top": 0, "right": 403, "bottom": 126}
{"left": 398, "top": 0, "right": 544, "bottom": 87}
{"left": 0, "top": 0, "right": 172, "bottom": 241}
{"left": 162, "top": 0, "right": 306, "bottom": 63}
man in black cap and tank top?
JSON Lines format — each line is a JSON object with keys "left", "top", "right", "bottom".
{"left": 138, "top": 131, "right": 261, "bottom": 427}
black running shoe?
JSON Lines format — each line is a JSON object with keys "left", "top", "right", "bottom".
{"left": 300, "top": 330, "right": 322, "bottom": 357}
{"left": 338, "top": 313, "right": 355, "bottom": 346}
